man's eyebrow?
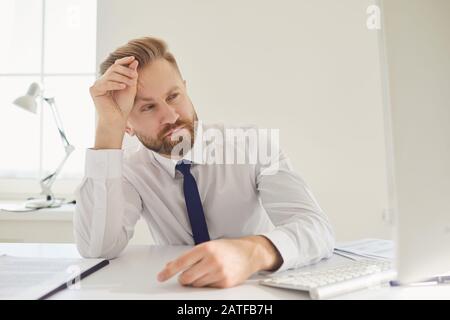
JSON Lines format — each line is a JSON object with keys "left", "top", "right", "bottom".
{"left": 134, "top": 86, "right": 181, "bottom": 104}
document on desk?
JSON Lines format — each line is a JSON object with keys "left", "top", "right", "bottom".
{"left": 0, "top": 255, "right": 109, "bottom": 300}
{"left": 334, "top": 238, "right": 394, "bottom": 261}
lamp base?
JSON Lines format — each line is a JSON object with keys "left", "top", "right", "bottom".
{"left": 0, "top": 196, "right": 65, "bottom": 212}
{"left": 25, "top": 196, "right": 64, "bottom": 209}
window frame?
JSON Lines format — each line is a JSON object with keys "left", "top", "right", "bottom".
{"left": 0, "top": 0, "right": 97, "bottom": 199}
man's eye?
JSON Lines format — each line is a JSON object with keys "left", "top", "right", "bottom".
{"left": 167, "top": 93, "right": 179, "bottom": 101}
{"left": 142, "top": 104, "right": 154, "bottom": 111}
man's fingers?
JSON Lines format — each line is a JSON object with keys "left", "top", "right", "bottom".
{"left": 92, "top": 80, "right": 126, "bottom": 95}
{"left": 104, "top": 80, "right": 127, "bottom": 91}
{"left": 190, "top": 272, "right": 222, "bottom": 288}
{"left": 108, "top": 72, "right": 135, "bottom": 86}
{"left": 207, "top": 279, "right": 231, "bottom": 289}
{"left": 109, "top": 64, "right": 138, "bottom": 79}
{"left": 177, "top": 258, "right": 211, "bottom": 286}
{"left": 157, "top": 247, "right": 205, "bottom": 282}
{"left": 129, "top": 60, "right": 139, "bottom": 70}
{"left": 114, "top": 55, "right": 135, "bottom": 65}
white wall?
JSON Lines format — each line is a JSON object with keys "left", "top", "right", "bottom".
{"left": 96, "top": 0, "right": 392, "bottom": 242}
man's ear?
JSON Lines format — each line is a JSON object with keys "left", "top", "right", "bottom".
{"left": 125, "top": 122, "right": 135, "bottom": 136}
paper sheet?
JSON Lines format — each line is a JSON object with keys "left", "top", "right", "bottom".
{"left": 335, "top": 238, "right": 394, "bottom": 260}
{"left": 0, "top": 255, "right": 106, "bottom": 299}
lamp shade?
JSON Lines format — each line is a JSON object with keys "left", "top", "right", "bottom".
{"left": 13, "top": 82, "right": 41, "bottom": 114}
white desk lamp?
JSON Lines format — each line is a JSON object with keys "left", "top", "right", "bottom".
{"left": 13, "top": 82, "right": 75, "bottom": 209}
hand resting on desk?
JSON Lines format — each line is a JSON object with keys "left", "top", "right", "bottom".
{"left": 157, "top": 235, "right": 282, "bottom": 288}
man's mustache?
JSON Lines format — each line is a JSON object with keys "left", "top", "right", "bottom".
{"left": 158, "top": 120, "right": 191, "bottom": 139}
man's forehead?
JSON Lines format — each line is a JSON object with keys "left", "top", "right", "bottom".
{"left": 134, "top": 60, "right": 182, "bottom": 102}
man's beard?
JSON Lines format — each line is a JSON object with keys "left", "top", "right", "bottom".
{"left": 136, "top": 113, "right": 198, "bottom": 158}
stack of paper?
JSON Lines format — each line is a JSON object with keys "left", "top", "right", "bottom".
{"left": 334, "top": 238, "right": 394, "bottom": 261}
{"left": 0, "top": 255, "right": 108, "bottom": 299}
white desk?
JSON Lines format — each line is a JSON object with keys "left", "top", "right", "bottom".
{"left": 1, "top": 243, "right": 449, "bottom": 300}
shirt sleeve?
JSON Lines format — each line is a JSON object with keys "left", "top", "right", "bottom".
{"left": 73, "top": 149, "right": 142, "bottom": 259}
{"left": 256, "top": 147, "right": 335, "bottom": 273}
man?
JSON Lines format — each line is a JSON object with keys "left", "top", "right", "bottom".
{"left": 75, "top": 36, "right": 334, "bottom": 288}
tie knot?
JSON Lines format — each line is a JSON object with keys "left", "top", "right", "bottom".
{"left": 175, "top": 160, "right": 192, "bottom": 175}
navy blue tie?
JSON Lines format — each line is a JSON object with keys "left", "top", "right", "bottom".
{"left": 176, "top": 160, "right": 210, "bottom": 245}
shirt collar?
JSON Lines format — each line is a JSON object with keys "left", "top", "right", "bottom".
{"left": 150, "top": 121, "right": 205, "bottom": 178}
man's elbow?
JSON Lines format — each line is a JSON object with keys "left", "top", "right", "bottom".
{"left": 75, "top": 238, "right": 95, "bottom": 259}
{"left": 74, "top": 233, "right": 122, "bottom": 260}
{"left": 75, "top": 241, "right": 122, "bottom": 260}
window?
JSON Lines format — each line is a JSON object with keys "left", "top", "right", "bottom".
{"left": 0, "top": 0, "right": 97, "bottom": 195}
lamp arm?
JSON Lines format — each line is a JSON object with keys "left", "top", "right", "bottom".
{"left": 44, "top": 97, "right": 71, "bottom": 147}
{"left": 39, "top": 97, "right": 75, "bottom": 197}
{"left": 40, "top": 145, "right": 75, "bottom": 197}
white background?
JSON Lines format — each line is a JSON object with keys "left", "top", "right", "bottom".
{"left": 96, "top": 0, "right": 391, "bottom": 241}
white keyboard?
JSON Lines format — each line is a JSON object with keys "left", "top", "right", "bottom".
{"left": 260, "top": 259, "right": 396, "bottom": 300}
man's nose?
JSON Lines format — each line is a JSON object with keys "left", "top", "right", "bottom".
{"left": 160, "top": 102, "right": 179, "bottom": 124}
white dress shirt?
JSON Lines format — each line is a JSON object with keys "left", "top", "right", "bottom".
{"left": 74, "top": 122, "right": 335, "bottom": 272}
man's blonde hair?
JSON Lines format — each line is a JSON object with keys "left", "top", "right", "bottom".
{"left": 99, "top": 36, "right": 181, "bottom": 76}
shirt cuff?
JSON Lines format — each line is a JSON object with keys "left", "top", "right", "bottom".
{"left": 259, "top": 228, "right": 298, "bottom": 274}
{"left": 85, "top": 148, "right": 123, "bottom": 179}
